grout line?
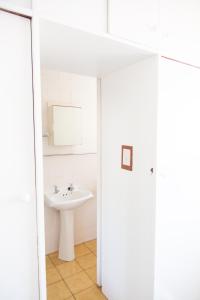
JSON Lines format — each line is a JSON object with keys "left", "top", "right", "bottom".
{"left": 46, "top": 265, "right": 101, "bottom": 299}
{"left": 47, "top": 259, "right": 56, "bottom": 268}
{"left": 53, "top": 264, "right": 77, "bottom": 298}
{"left": 48, "top": 253, "right": 67, "bottom": 267}
{"left": 83, "top": 242, "right": 96, "bottom": 252}
{"left": 75, "top": 246, "right": 93, "bottom": 257}
{"left": 75, "top": 258, "right": 85, "bottom": 272}
{"left": 55, "top": 265, "right": 82, "bottom": 280}
{"left": 64, "top": 293, "right": 76, "bottom": 300}
{"left": 46, "top": 279, "right": 63, "bottom": 286}
{"left": 67, "top": 272, "right": 95, "bottom": 297}
{"left": 73, "top": 284, "right": 96, "bottom": 297}
{"left": 62, "top": 278, "right": 74, "bottom": 298}
{"left": 43, "top": 152, "right": 97, "bottom": 157}
{"left": 45, "top": 242, "right": 98, "bottom": 297}
{"left": 47, "top": 279, "right": 63, "bottom": 287}
{"left": 73, "top": 283, "right": 103, "bottom": 298}
{"left": 85, "top": 274, "right": 97, "bottom": 284}
{"left": 83, "top": 243, "right": 91, "bottom": 251}
{"left": 83, "top": 246, "right": 97, "bottom": 256}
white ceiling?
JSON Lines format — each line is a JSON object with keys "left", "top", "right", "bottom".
{"left": 40, "top": 19, "right": 154, "bottom": 77}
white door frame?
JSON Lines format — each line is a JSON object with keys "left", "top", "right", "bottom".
{"left": 97, "top": 78, "right": 102, "bottom": 286}
{"left": 31, "top": 13, "right": 47, "bottom": 300}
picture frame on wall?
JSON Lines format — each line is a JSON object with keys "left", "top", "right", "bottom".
{"left": 121, "top": 145, "right": 133, "bottom": 171}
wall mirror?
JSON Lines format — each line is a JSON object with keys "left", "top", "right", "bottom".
{"left": 48, "top": 105, "right": 82, "bottom": 146}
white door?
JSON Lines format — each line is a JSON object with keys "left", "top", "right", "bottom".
{"left": 155, "top": 58, "right": 200, "bottom": 300}
{"left": 101, "top": 57, "right": 157, "bottom": 300}
{"left": 0, "top": 11, "right": 39, "bottom": 300}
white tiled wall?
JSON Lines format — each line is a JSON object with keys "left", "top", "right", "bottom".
{"left": 41, "top": 69, "right": 97, "bottom": 254}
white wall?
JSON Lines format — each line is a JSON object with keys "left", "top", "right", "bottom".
{"left": 155, "top": 58, "right": 200, "bottom": 300}
{"left": 101, "top": 56, "right": 158, "bottom": 300}
{"left": 42, "top": 70, "right": 97, "bottom": 155}
{"left": 160, "top": 0, "right": 200, "bottom": 67}
{"left": 41, "top": 70, "right": 97, "bottom": 254}
{"left": 0, "top": 0, "right": 31, "bottom": 9}
{"left": 38, "top": 0, "right": 107, "bottom": 34}
{"left": 108, "top": 0, "right": 159, "bottom": 49}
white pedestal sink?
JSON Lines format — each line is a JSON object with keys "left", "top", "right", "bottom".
{"left": 59, "top": 210, "right": 74, "bottom": 261}
{"left": 45, "top": 186, "right": 93, "bottom": 261}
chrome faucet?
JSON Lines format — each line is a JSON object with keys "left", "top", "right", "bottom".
{"left": 54, "top": 185, "right": 59, "bottom": 194}
{"left": 68, "top": 183, "right": 74, "bottom": 192}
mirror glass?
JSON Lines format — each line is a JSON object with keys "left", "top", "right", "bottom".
{"left": 49, "top": 105, "right": 82, "bottom": 146}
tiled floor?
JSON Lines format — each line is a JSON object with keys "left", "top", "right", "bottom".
{"left": 46, "top": 239, "right": 107, "bottom": 300}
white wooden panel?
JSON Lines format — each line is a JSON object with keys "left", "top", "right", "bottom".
{"left": 39, "top": 0, "right": 107, "bottom": 34}
{"left": 40, "top": 19, "right": 152, "bottom": 77}
{"left": 160, "top": 0, "right": 200, "bottom": 65}
{"left": 155, "top": 58, "right": 200, "bottom": 300}
{"left": 0, "top": 11, "right": 39, "bottom": 299}
{"left": 0, "top": 0, "right": 31, "bottom": 9}
{"left": 109, "top": 0, "right": 159, "bottom": 49}
{"left": 101, "top": 57, "right": 158, "bottom": 300}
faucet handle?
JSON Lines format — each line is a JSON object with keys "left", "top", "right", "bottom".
{"left": 54, "top": 185, "right": 59, "bottom": 194}
{"left": 68, "top": 183, "right": 74, "bottom": 192}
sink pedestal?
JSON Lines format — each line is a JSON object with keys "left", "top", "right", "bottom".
{"left": 59, "top": 210, "right": 75, "bottom": 261}
{"left": 45, "top": 187, "right": 93, "bottom": 261}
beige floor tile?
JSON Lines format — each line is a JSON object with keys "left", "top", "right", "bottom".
{"left": 76, "top": 253, "right": 96, "bottom": 270}
{"left": 75, "top": 243, "right": 91, "bottom": 257}
{"left": 64, "top": 271, "right": 93, "bottom": 294}
{"left": 85, "top": 240, "right": 97, "bottom": 255}
{"left": 91, "top": 245, "right": 97, "bottom": 255}
{"left": 85, "top": 266, "right": 97, "bottom": 283}
{"left": 49, "top": 252, "right": 67, "bottom": 266}
{"left": 47, "top": 280, "right": 72, "bottom": 300}
{"left": 46, "top": 256, "right": 54, "bottom": 270}
{"left": 57, "top": 261, "right": 82, "bottom": 278}
{"left": 85, "top": 240, "right": 96, "bottom": 252}
{"left": 46, "top": 268, "right": 62, "bottom": 285}
{"left": 74, "top": 286, "right": 107, "bottom": 300}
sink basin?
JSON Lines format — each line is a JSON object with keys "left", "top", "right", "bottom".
{"left": 45, "top": 186, "right": 93, "bottom": 261}
{"left": 45, "top": 189, "right": 93, "bottom": 211}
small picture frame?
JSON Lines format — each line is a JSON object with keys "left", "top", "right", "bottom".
{"left": 121, "top": 145, "right": 133, "bottom": 171}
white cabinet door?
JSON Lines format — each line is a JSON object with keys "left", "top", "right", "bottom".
{"left": 39, "top": 0, "right": 107, "bottom": 34}
{"left": 109, "top": 0, "right": 159, "bottom": 49}
{"left": 0, "top": 0, "right": 31, "bottom": 9}
{"left": 0, "top": 11, "right": 39, "bottom": 300}
{"left": 160, "top": 0, "right": 200, "bottom": 65}
{"left": 101, "top": 57, "right": 157, "bottom": 300}
{"left": 155, "top": 57, "right": 200, "bottom": 300}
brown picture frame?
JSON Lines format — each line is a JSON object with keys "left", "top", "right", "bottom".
{"left": 121, "top": 145, "right": 133, "bottom": 171}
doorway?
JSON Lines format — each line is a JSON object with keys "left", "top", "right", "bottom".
{"left": 38, "top": 17, "right": 155, "bottom": 300}
{"left": 41, "top": 69, "right": 101, "bottom": 298}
